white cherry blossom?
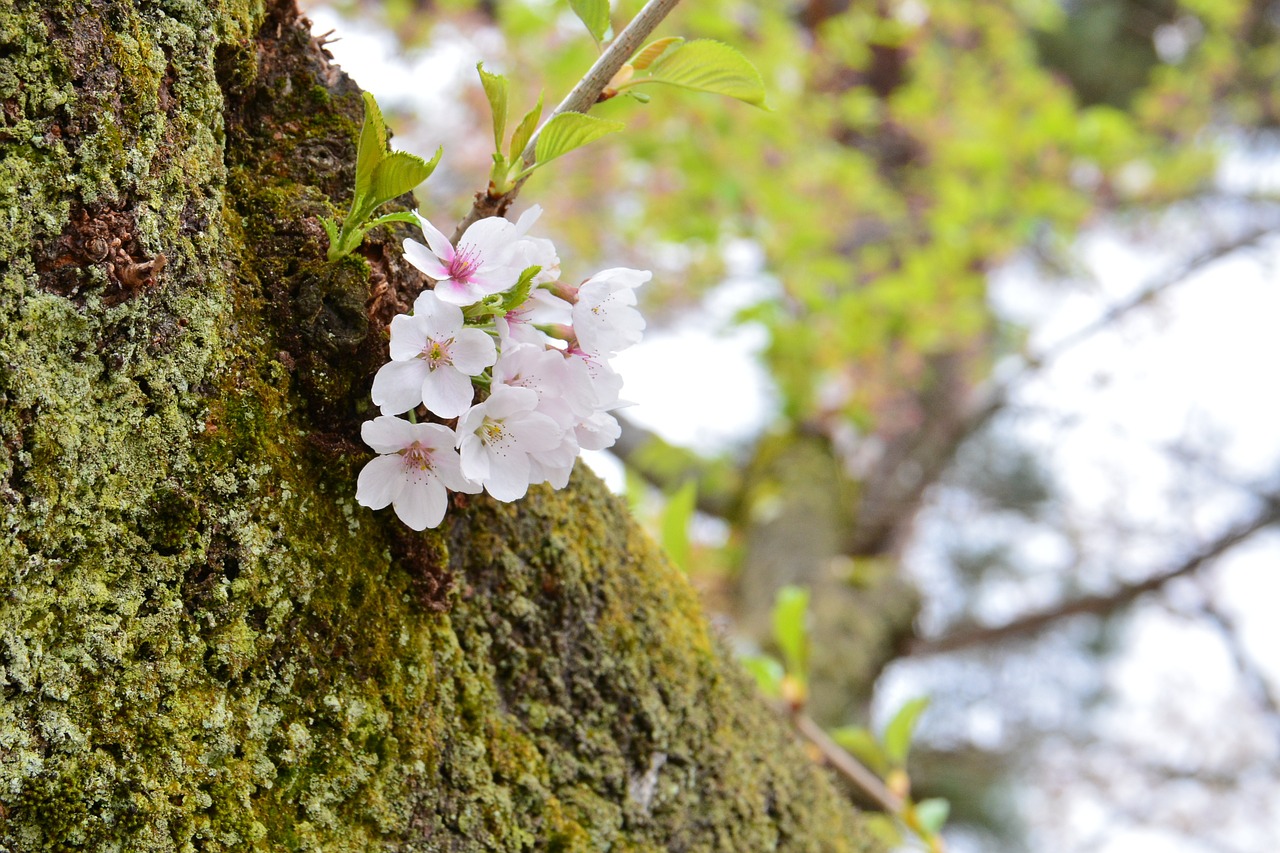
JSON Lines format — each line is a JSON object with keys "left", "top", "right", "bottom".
{"left": 510, "top": 205, "right": 562, "bottom": 284}
{"left": 456, "top": 385, "right": 563, "bottom": 502}
{"left": 404, "top": 214, "right": 520, "bottom": 306}
{"left": 571, "top": 267, "right": 650, "bottom": 356}
{"left": 356, "top": 417, "right": 480, "bottom": 530}
{"left": 371, "top": 290, "right": 497, "bottom": 418}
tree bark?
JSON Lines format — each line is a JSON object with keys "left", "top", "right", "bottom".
{"left": 0, "top": 1, "right": 875, "bottom": 850}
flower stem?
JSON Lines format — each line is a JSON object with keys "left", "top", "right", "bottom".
{"left": 451, "top": 0, "right": 684, "bottom": 241}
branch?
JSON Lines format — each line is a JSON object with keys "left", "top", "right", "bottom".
{"left": 907, "top": 494, "right": 1280, "bottom": 657}
{"left": 452, "top": 0, "right": 682, "bottom": 239}
{"left": 790, "top": 711, "right": 905, "bottom": 814}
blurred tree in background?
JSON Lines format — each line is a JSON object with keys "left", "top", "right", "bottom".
{"left": 313, "top": 0, "right": 1280, "bottom": 848}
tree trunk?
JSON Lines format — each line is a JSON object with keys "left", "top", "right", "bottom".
{"left": 0, "top": 1, "right": 875, "bottom": 849}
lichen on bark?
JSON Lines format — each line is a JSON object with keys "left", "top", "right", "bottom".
{"left": 0, "top": 0, "right": 878, "bottom": 849}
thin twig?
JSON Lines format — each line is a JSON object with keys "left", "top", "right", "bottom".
{"left": 791, "top": 711, "right": 905, "bottom": 814}
{"left": 452, "top": 0, "right": 683, "bottom": 239}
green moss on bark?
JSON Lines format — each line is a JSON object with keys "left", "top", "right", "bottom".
{"left": 0, "top": 1, "right": 878, "bottom": 850}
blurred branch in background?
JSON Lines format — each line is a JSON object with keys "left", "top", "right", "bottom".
{"left": 908, "top": 489, "right": 1280, "bottom": 657}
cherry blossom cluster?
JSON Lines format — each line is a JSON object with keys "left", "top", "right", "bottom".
{"left": 355, "top": 206, "right": 648, "bottom": 530}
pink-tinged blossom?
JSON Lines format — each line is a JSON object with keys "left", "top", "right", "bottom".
{"left": 404, "top": 213, "right": 520, "bottom": 306}
{"left": 571, "top": 267, "right": 650, "bottom": 356}
{"left": 456, "top": 385, "right": 563, "bottom": 502}
{"left": 496, "top": 289, "right": 573, "bottom": 349}
{"left": 371, "top": 291, "right": 497, "bottom": 418}
{"left": 565, "top": 346, "right": 625, "bottom": 410}
{"left": 356, "top": 417, "right": 479, "bottom": 531}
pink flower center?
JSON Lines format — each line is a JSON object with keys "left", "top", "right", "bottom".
{"left": 447, "top": 244, "right": 482, "bottom": 283}
{"left": 421, "top": 337, "right": 454, "bottom": 369}
{"left": 402, "top": 442, "right": 434, "bottom": 471}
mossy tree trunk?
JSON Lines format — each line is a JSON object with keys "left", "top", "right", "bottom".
{"left": 0, "top": 1, "right": 876, "bottom": 849}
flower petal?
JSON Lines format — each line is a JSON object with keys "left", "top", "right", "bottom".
{"left": 449, "top": 328, "right": 498, "bottom": 375}
{"left": 414, "top": 214, "right": 455, "bottom": 262}
{"left": 388, "top": 313, "right": 429, "bottom": 361}
{"left": 392, "top": 477, "right": 449, "bottom": 530}
{"left": 356, "top": 454, "right": 408, "bottom": 509}
{"left": 459, "top": 434, "right": 491, "bottom": 481}
{"left": 361, "top": 414, "right": 419, "bottom": 454}
{"left": 422, "top": 366, "right": 476, "bottom": 419}
{"left": 483, "top": 385, "right": 540, "bottom": 419}
{"left": 404, "top": 238, "right": 450, "bottom": 279}
{"left": 371, "top": 359, "right": 429, "bottom": 416}
{"left": 483, "top": 452, "right": 532, "bottom": 502}
{"left": 413, "top": 290, "right": 465, "bottom": 339}
{"left": 432, "top": 278, "right": 486, "bottom": 306}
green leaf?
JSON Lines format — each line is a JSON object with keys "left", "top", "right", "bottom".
{"left": 477, "top": 63, "right": 509, "bottom": 153}
{"left": 865, "top": 814, "right": 903, "bottom": 847}
{"left": 914, "top": 798, "right": 950, "bottom": 836}
{"left": 630, "top": 36, "right": 684, "bottom": 70}
{"left": 534, "top": 112, "right": 624, "bottom": 168}
{"left": 355, "top": 91, "right": 389, "bottom": 208}
{"left": 499, "top": 266, "right": 542, "bottom": 312}
{"left": 740, "top": 655, "right": 784, "bottom": 698}
{"left": 883, "top": 696, "right": 930, "bottom": 766}
{"left": 643, "top": 39, "right": 768, "bottom": 108}
{"left": 509, "top": 92, "right": 544, "bottom": 160}
{"left": 830, "top": 726, "right": 890, "bottom": 777}
{"left": 365, "top": 210, "right": 422, "bottom": 228}
{"left": 623, "top": 467, "right": 648, "bottom": 518}
{"left": 369, "top": 147, "right": 441, "bottom": 208}
{"left": 320, "top": 216, "right": 342, "bottom": 261}
{"left": 771, "top": 585, "right": 809, "bottom": 679}
{"left": 660, "top": 479, "right": 697, "bottom": 572}
{"left": 568, "top": 0, "right": 610, "bottom": 44}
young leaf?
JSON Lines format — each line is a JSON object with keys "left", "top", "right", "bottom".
{"left": 771, "top": 585, "right": 810, "bottom": 680}
{"left": 830, "top": 725, "right": 891, "bottom": 777}
{"left": 660, "top": 479, "right": 697, "bottom": 572}
{"left": 477, "top": 63, "right": 509, "bottom": 153}
{"left": 630, "top": 36, "right": 684, "bottom": 70}
{"left": 534, "top": 112, "right": 624, "bottom": 168}
{"left": 568, "top": 0, "right": 611, "bottom": 44}
{"left": 914, "top": 798, "right": 951, "bottom": 836}
{"left": 365, "top": 210, "right": 422, "bottom": 229}
{"left": 883, "top": 696, "right": 930, "bottom": 766}
{"left": 355, "top": 91, "right": 390, "bottom": 208}
{"left": 499, "top": 266, "right": 542, "bottom": 312}
{"left": 645, "top": 39, "right": 768, "bottom": 107}
{"left": 369, "top": 147, "right": 442, "bottom": 208}
{"left": 865, "top": 814, "right": 904, "bottom": 848}
{"left": 740, "top": 655, "right": 784, "bottom": 698}
{"left": 320, "top": 216, "right": 342, "bottom": 260}
{"left": 509, "top": 92, "right": 544, "bottom": 160}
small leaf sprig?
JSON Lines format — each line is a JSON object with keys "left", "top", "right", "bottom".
{"left": 742, "top": 585, "right": 951, "bottom": 851}
{"left": 323, "top": 92, "right": 442, "bottom": 261}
